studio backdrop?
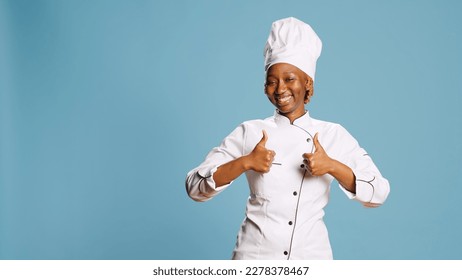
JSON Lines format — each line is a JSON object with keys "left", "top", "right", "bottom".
{"left": 1, "top": 0, "right": 461, "bottom": 259}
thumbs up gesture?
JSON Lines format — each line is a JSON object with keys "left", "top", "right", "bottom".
{"left": 244, "top": 130, "right": 276, "bottom": 173}
{"left": 302, "top": 133, "right": 333, "bottom": 176}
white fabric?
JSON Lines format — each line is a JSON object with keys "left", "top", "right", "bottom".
{"left": 264, "top": 17, "right": 322, "bottom": 81}
{"left": 185, "top": 111, "right": 390, "bottom": 259}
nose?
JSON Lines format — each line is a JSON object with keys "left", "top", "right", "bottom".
{"left": 276, "top": 80, "right": 287, "bottom": 94}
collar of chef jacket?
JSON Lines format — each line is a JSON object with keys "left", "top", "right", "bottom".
{"left": 273, "top": 110, "right": 312, "bottom": 127}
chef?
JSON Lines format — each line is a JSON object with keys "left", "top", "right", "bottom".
{"left": 185, "top": 17, "right": 390, "bottom": 260}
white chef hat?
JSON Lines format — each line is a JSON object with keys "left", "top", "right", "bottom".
{"left": 264, "top": 17, "right": 322, "bottom": 81}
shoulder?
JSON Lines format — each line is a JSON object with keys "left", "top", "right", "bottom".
{"left": 222, "top": 116, "right": 275, "bottom": 140}
{"left": 235, "top": 116, "right": 278, "bottom": 149}
{"left": 311, "top": 117, "right": 347, "bottom": 134}
{"left": 310, "top": 117, "right": 358, "bottom": 146}
{"left": 240, "top": 116, "right": 277, "bottom": 130}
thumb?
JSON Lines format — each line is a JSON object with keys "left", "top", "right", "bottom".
{"left": 258, "top": 130, "right": 268, "bottom": 147}
{"left": 313, "top": 133, "right": 323, "bottom": 152}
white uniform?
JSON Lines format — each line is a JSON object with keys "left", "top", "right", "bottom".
{"left": 186, "top": 111, "right": 390, "bottom": 259}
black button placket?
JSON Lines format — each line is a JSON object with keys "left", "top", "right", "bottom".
{"left": 285, "top": 124, "right": 314, "bottom": 259}
{"left": 286, "top": 171, "right": 306, "bottom": 259}
{"left": 285, "top": 189, "right": 298, "bottom": 258}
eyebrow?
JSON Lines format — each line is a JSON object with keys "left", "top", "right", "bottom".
{"left": 266, "top": 71, "right": 296, "bottom": 78}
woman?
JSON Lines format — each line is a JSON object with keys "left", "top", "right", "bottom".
{"left": 185, "top": 17, "right": 390, "bottom": 260}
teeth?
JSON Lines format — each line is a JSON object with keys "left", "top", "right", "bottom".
{"left": 278, "top": 96, "right": 292, "bottom": 103}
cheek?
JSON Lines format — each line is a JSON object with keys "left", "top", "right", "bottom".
{"left": 264, "top": 92, "right": 276, "bottom": 104}
{"left": 265, "top": 93, "right": 275, "bottom": 103}
{"left": 264, "top": 87, "right": 275, "bottom": 98}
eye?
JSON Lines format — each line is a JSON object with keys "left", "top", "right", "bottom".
{"left": 285, "top": 77, "right": 296, "bottom": 83}
{"left": 265, "top": 80, "right": 277, "bottom": 87}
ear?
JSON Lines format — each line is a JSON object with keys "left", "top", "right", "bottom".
{"left": 304, "top": 76, "right": 314, "bottom": 104}
{"left": 304, "top": 88, "right": 311, "bottom": 104}
{"left": 305, "top": 76, "right": 313, "bottom": 89}
{"left": 304, "top": 92, "right": 310, "bottom": 104}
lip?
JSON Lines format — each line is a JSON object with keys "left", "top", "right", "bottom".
{"left": 275, "top": 95, "right": 293, "bottom": 105}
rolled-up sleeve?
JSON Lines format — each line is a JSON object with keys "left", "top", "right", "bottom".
{"left": 185, "top": 124, "right": 246, "bottom": 202}
{"left": 335, "top": 125, "right": 390, "bottom": 207}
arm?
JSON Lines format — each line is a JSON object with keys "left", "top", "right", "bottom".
{"left": 338, "top": 126, "right": 390, "bottom": 207}
{"left": 186, "top": 127, "right": 275, "bottom": 201}
{"left": 213, "top": 130, "right": 274, "bottom": 187}
{"left": 326, "top": 158, "right": 356, "bottom": 194}
{"left": 303, "top": 131, "right": 390, "bottom": 207}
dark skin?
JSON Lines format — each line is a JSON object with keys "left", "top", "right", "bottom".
{"left": 213, "top": 63, "right": 356, "bottom": 193}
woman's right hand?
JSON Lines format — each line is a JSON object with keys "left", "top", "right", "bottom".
{"left": 213, "top": 130, "right": 275, "bottom": 187}
{"left": 244, "top": 130, "right": 275, "bottom": 173}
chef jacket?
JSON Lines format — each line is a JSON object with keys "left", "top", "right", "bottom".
{"left": 186, "top": 111, "right": 390, "bottom": 260}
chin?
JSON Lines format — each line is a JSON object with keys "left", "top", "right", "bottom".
{"left": 277, "top": 107, "right": 294, "bottom": 114}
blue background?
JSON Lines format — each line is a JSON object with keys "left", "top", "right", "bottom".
{"left": 1, "top": 0, "right": 461, "bottom": 260}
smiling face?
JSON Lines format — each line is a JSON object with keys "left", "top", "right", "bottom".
{"left": 265, "top": 63, "right": 313, "bottom": 123}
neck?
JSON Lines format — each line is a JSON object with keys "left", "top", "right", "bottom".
{"left": 278, "top": 110, "right": 307, "bottom": 124}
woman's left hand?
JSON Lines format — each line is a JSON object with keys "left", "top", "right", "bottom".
{"left": 302, "top": 133, "right": 333, "bottom": 176}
